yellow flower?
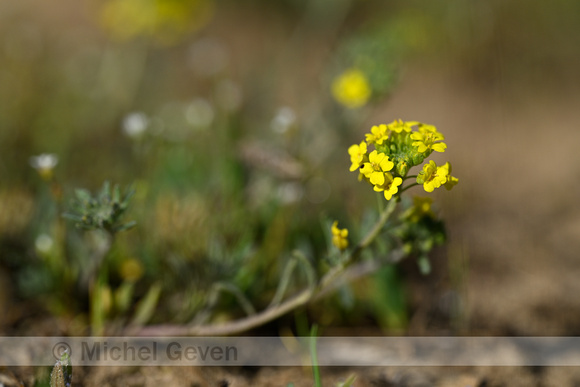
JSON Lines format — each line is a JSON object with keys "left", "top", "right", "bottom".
{"left": 410, "top": 124, "right": 447, "bottom": 153}
{"left": 365, "top": 124, "right": 388, "bottom": 145}
{"left": 373, "top": 172, "right": 403, "bottom": 200}
{"left": 404, "top": 197, "right": 435, "bottom": 222}
{"left": 331, "top": 221, "right": 349, "bottom": 250}
{"left": 99, "top": 0, "right": 213, "bottom": 45}
{"left": 417, "top": 160, "right": 449, "bottom": 192}
{"left": 331, "top": 68, "right": 371, "bottom": 109}
{"left": 119, "top": 258, "right": 144, "bottom": 282}
{"left": 387, "top": 119, "right": 414, "bottom": 133}
{"left": 440, "top": 162, "right": 459, "bottom": 190}
{"left": 360, "top": 150, "right": 394, "bottom": 186}
{"left": 348, "top": 141, "right": 367, "bottom": 172}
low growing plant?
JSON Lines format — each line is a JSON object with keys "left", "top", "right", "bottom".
{"left": 123, "top": 118, "right": 458, "bottom": 336}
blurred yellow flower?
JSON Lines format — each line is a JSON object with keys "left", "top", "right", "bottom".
{"left": 331, "top": 68, "right": 371, "bottom": 109}
{"left": 119, "top": 258, "right": 144, "bottom": 282}
{"left": 331, "top": 221, "right": 349, "bottom": 251}
{"left": 99, "top": 0, "right": 213, "bottom": 45}
{"left": 404, "top": 197, "right": 435, "bottom": 222}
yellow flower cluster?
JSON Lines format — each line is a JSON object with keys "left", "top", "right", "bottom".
{"left": 331, "top": 221, "right": 349, "bottom": 251}
{"left": 331, "top": 68, "right": 371, "bottom": 109}
{"left": 348, "top": 119, "right": 458, "bottom": 200}
{"left": 99, "top": 0, "right": 213, "bottom": 45}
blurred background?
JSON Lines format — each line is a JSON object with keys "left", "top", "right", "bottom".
{"left": 1, "top": 0, "right": 580, "bottom": 337}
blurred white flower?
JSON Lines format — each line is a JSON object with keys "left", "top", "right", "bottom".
{"left": 185, "top": 98, "right": 214, "bottom": 129}
{"left": 214, "top": 79, "right": 242, "bottom": 112}
{"left": 29, "top": 153, "right": 58, "bottom": 180}
{"left": 29, "top": 153, "right": 58, "bottom": 170}
{"left": 271, "top": 107, "right": 296, "bottom": 134}
{"left": 35, "top": 234, "right": 54, "bottom": 254}
{"left": 122, "top": 112, "right": 149, "bottom": 138}
{"left": 277, "top": 182, "right": 303, "bottom": 204}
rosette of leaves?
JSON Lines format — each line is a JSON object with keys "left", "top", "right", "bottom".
{"left": 63, "top": 181, "right": 136, "bottom": 234}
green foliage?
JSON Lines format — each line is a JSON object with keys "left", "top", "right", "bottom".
{"left": 62, "top": 182, "right": 136, "bottom": 234}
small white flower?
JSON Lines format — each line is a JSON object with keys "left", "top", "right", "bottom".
{"left": 271, "top": 107, "right": 296, "bottom": 134}
{"left": 122, "top": 112, "right": 149, "bottom": 138}
{"left": 29, "top": 153, "right": 58, "bottom": 170}
{"left": 35, "top": 234, "right": 54, "bottom": 254}
{"left": 277, "top": 182, "right": 303, "bottom": 204}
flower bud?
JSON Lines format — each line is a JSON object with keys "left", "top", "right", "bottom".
{"left": 396, "top": 160, "right": 409, "bottom": 176}
{"left": 411, "top": 152, "right": 424, "bottom": 166}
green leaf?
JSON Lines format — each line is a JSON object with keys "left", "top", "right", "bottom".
{"left": 337, "top": 374, "right": 356, "bottom": 387}
{"left": 63, "top": 181, "right": 137, "bottom": 233}
{"left": 74, "top": 189, "right": 91, "bottom": 203}
{"left": 112, "top": 184, "right": 121, "bottom": 203}
{"left": 123, "top": 186, "right": 136, "bottom": 204}
{"left": 114, "top": 221, "right": 137, "bottom": 233}
{"left": 61, "top": 213, "right": 84, "bottom": 222}
{"left": 372, "top": 265, "right": 408, "bottom": 331}
{"left": 130, "top": 282, "right": 162, "bottom": 327}
{"left": 101, "top": 181, "right": 111, "bottom": 198}
{"left": 115, "top": 282, "right": 135, "bottom": 314}
{"left": 310, "top": 325, "right": 321, "bottom": 387}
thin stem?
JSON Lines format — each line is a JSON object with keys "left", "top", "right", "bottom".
{"left": 83, "top": 230, "right": 113, "bottom": 291}
{"left": 134, "top": 288, "right": 314, "bottom": 336}
{"left": 376, "top": 191, "right": 385, "bottom": 213}
{"left": 191, "top": 281, "right": 256, "bottom": 327}
{"left": 216, "top": 282, "right": 257, "bottom": 317}
{"left": 319, "top": 198, "right": 397, "bottom": 290}
{"left": 310, "top": 324, "right": 322, "bottom": 387}
{"left": 352, "top": 199, "right": 397, "bottom": 258}
{"left": 268, "top": 259, "right": 298, "bottom": 308}
{"left": 268, "top": 250, "right": 315, "bottom": 308}
{"left": 398, "top": 182, "right": 420, "bottom": 195}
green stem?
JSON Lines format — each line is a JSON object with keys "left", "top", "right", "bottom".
{"left": 398, "top": 182, "right": 420, "bottom": 195}
{"left": 376, "top": 191, "right": 385, "bottom": 213}
{"left": 214, "top": 282, "right": 257, "bottom": 316}
{"left": 310, "top": 324, "right": 322, "bottom": 387}
{"left": 268, "top": 250, "right": 315, "bottom": 307}
{"left": 319, "top": 198, "right": 397, "bottom": 290}
{"left": 352, "top": 199, "right": 397, "bottom": 258}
